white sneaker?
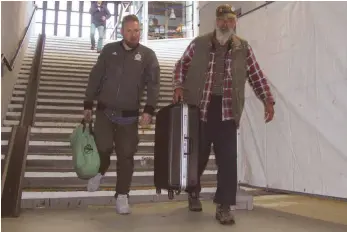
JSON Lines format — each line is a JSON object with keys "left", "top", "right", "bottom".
{"left": 116, "top": 194, "right": 131, "bottom": 215}
{"left": 87, "top": 173, "right": 103, "bottom": 192}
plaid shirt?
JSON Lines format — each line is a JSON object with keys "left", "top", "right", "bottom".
{"left": 173, "top": 39, "right": 274, "bottom": 122}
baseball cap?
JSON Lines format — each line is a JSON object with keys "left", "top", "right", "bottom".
{"left": 216, "top": 4, "right": 237, "bottom": 19}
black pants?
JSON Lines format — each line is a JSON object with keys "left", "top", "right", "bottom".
{"left": 93, "top": 110, "right": 139, "bottom": 195}
{"left": 188, "top": 95, "right": 238, "bottom": 206}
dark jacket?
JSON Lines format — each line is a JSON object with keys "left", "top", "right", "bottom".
{"left": 89, "top": 2, "right": 111, "bottom": 27}
{"left": 84, "top": 41, "right": 161, "bottom": 116}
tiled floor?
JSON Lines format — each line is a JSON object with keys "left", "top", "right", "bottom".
{"left": 2, "top": 195, "right": 347, "bottom": 232}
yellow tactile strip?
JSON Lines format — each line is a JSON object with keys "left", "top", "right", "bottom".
{"left": 253, "top": 194, "right": 347, "bottom": 226}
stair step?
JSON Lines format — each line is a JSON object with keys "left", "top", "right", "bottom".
{"left": 30, "top": 39, "right": 190, "bottom": 48}
{"left": 26, "top": 52, "right": 181, "bottom": 63}
{"left": 12, "top": 90, "right": 173, "bottom": 98}
{"left": 16, "top": 74, "right": 173, "bottom": 87}
{"left": 2, "top": 145, "right": 155, "bottom": 155}
{"left": 2, "top": 134, "right": 158, "bottom": 144}
{"left": 1, "top": 140, "right": 156, "bottom": 155}
{"left": 5, "top": 111, "right": 161, "bottom": 122}
{"left": 10, "top": 97, "right": 172, "bottom": 105}
{"left": 1, "top": 151, "right": 216, "bottom": 159}
{"left": 1, "top": 140, "right": 155, "bottom": 147}
{"left": 30, "top": 133, "right": 155, "bottom": 142}
{"left": 1, "top": 126, "right": 155, "bottom": 134}
{"left": 24, "top": 155, "right": 216, "bottom": 172}
{"left": 39, "top": 47, "right": 185, "bottom": 56}
{"left": 21, "top": 69, "right": 174, "bottom": 78}
{"left": 22, "top": 170, "right": 217, "bottom": 189}
{"left": 34, "top": 35, "right": 191, "bottom": 42}
{"left": 24, "top": 166, "right": 216, "bottom": 175}
{"left": 2, "top": 120, "right": 157, "bottom": 128}
{"left": 21, "top": 66, "right": 175, "bottom": 74}
{"left": 17, "top": 79, "right": 173, "bottom": 87}
{"left": 35, "top": 43, "right": 188, "bottom": 51}
{"left": 13, "top": 85, "right": 173, "bottom": 93}
{"left": 33, "top": 40, "right": 190, "bottom": 47}
{"left": 2, "top": 147, "right": 157, "bottom": 158}
{"left": 22, "top": 183, "right": 218, "bottom": 193}
{"left": 33, "top": 39, "right": 190, "bottom": 46}
{"left": 41, "top": 65, "right": 174, "bottom": 73}
{"left": 20, "top": 188, "right": 253, "bottom": 210}
{"left": 30, "top": 43, "right": 190, "bottom": 52}
{"left": 6, "top": 155, "right": 215, "bottom": 184}
{"left": 22, "top": 58, "right": 178, "bottom": 67}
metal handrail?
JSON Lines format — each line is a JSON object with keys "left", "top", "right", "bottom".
{"left": 1, "top": 5, "right": 37, "bottom": 74}
{"left": 238, "top": 1, "right": 274, "bottom": 18}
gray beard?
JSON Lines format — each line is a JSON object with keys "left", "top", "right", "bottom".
{"left": 215, "top": 28, "right": 235, "bottom": 45}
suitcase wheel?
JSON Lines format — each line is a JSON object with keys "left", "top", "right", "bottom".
{"left": 175, "top": 190, "right": 181, "bottom": 195}
{"left": 168, "top": 190, "right": 174, "bottom": 200}
{"left": 156, "top": 188, "right": 161, "bottom": 194}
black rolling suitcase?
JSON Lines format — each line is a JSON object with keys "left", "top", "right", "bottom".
{"left": 154, "top": 102, "right": 200, "bottom": 199}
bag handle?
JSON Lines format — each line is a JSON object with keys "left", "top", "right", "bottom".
{"left": 81, "top": 119, "right": 94, "bottom": 136}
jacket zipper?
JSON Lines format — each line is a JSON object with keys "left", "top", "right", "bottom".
{"left": 115, "top": 52, "right": 126, "bottom": 101}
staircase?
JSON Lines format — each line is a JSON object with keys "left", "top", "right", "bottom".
{"left": 1, "top": 35, "right": 253, "bottom": 210}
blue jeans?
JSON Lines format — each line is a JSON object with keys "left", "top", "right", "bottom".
{"left": 90, "top": 23, "right": 105, "bottom": 51}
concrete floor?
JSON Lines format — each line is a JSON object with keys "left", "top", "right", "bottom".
{"left": 2, "top": 196, "right": 347, "bottom": 232}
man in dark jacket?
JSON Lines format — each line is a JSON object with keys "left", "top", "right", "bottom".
{"left": 83, "top": 14, "right": 160, "bottom": 215}
{"left": 89, "top": 1, "right": 111, "bottom": 52}
{"left": 173, "top": 4, "right": 275, "bottom": 225}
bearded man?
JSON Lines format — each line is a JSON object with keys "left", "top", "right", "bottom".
{"left": 172, "top": 4, "right": 275, "bottom": 225}
{"left": 83, "top": 14, "right": 160, "bottom": 215}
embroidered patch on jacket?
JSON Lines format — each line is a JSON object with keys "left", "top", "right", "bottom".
{"left": 134, "top": 53, "right": 142, "bottom": 61}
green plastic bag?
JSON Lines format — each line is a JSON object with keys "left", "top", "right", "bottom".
{"left": 70, "top": 120, "right": 100, "bottom": 180}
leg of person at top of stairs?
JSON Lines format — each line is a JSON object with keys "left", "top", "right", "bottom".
{"left": 90, "top": 23, "right": 96, "bottom": 50}
{"left": 96, "top": 25, "right": 105, "bottom": 53}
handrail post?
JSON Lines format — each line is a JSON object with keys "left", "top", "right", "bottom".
{"left": 1, "top": 126, "right": 31, "bottom": 217}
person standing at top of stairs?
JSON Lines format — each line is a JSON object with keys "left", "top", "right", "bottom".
{"left": 83, "top": 14, "right": 161, "bottom": 215}
{"left": 89, "top": 1, "right": 111, "bottom": 53}
{"left": 172, "top": 4, "right": 275, "bottom": 225}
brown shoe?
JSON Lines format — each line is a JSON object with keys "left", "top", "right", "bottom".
{"left": 215, "top": 205, "right": 235, "bottom": 225}
{"left": 188, "top": 193, "right": 202, "bottom": 212}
